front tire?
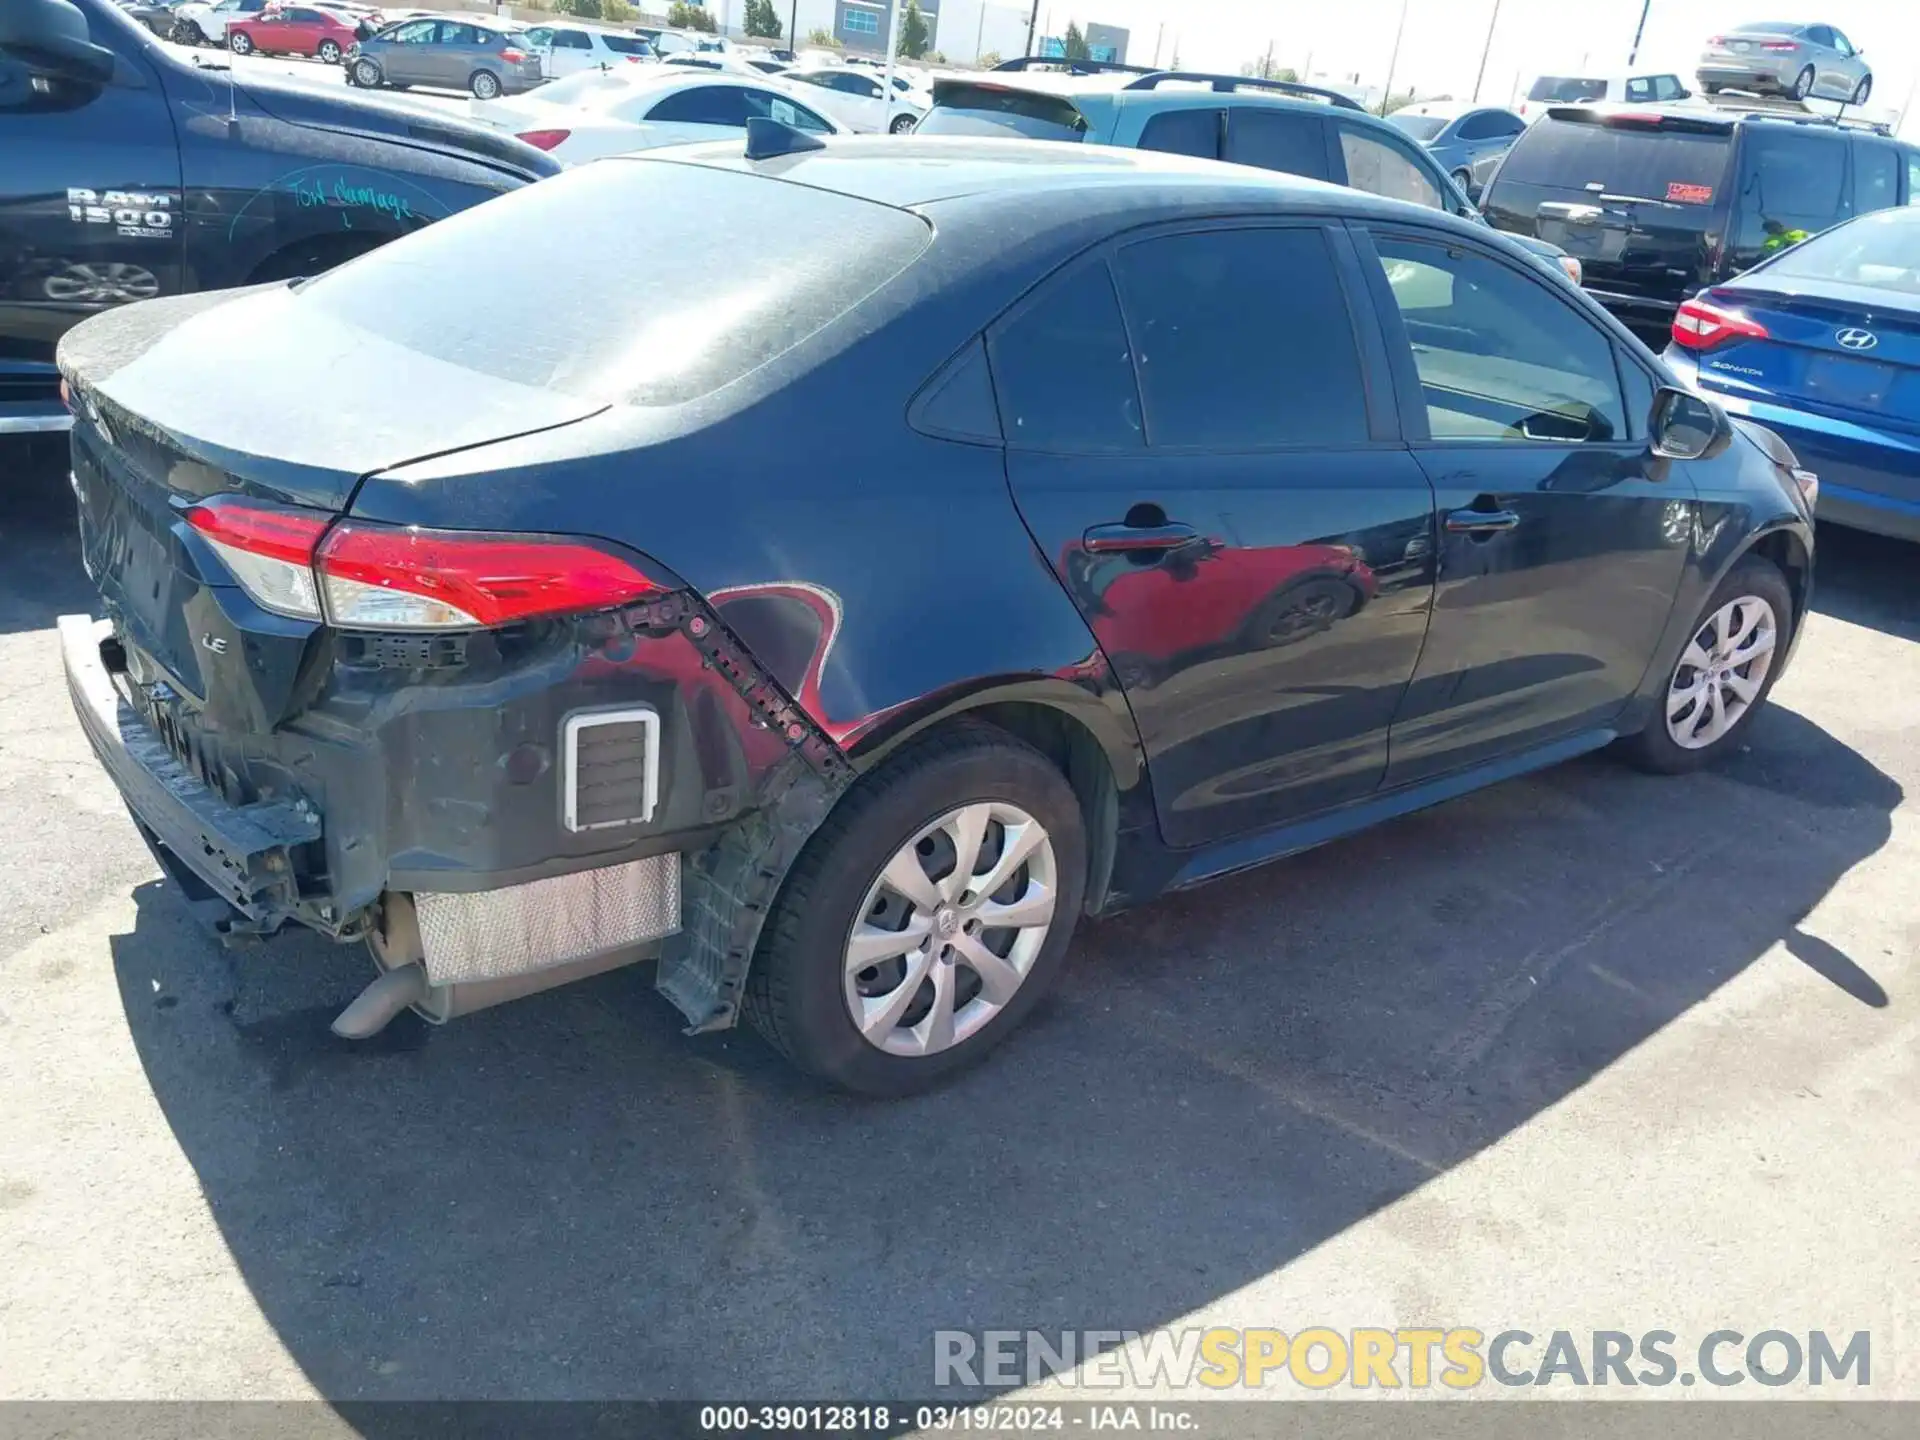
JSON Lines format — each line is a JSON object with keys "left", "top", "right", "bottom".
{"left": 745, "top": 722, "right": 1088, "bottom": 1097}
{"left": 1623, "top": 555, "right": 1793, "bottom": 774}
{"left": 1851, "top": 74, "right": 1871, "bottom": 105}
{"left": 351, "top": 57, "right": 381, "bottom": 87}
{"left": 469, "top": 67, "right": 501, "bottom": 99}
{"left": 1791, "top": 65, "right": 1815, "bottom": 100}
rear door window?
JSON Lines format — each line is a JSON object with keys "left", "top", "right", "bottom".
{"left": 1527, "top": 76, "right": 1607, "bottom": 103}
{"left": 1138, "top": 108, "right": 1221, "bottom": 160}
{"left": 1336, "top": 126, "right": 1445, "bottom": 208}
{"left": 648, "top": 84, "right": 756, "bottom": 126}
{"left": 1455, "top": 112, "right": 1503, "bottom": 141}
{"left": 988, "top": 263, "right": 1143, "bottom": 451}
{"left": 1732, "top": 127, "right": 1849, "bottom": 260}
{"left": 1109, "top": 227, "right": 1370, "bottom": 449}
{"left": 1222, "top": 108, "right": 1327, "bottom": 178}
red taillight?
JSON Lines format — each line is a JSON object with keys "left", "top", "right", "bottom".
{"left": 1707, "top": 34, "right": 1726, "bottom": 44}
{"left": 499, "top": 46, "right": 525, "bottom": 61}
{"left": 319, "top": 524, "right": 662, "bottom": 629}
{"left": 1672, "top": 296, "right": 1770, "bottom": 351}
{"left": 184, "top": 500, "right": 661, "bottom": 630}
{"left": 59, "top": 377, "right": 72, "bottom": 413}
{"left": 516, "top": 128, "right": 571, "bottom": 151}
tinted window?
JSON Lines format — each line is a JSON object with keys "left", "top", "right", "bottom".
{"left": 1372, "top": 237, "right": 1626, "bottom": 443}
{"left": 1527, "top": 76, "right": 1607, "bottom": 102}
{"left": 299, "top": 161, "right": 932, "bottom": 407}
{"left": 1759, "top": 209, "right": 1920, "bottom": 296}
{"left": 919, "top": 84, "right": 1088, "bottom": 141}
{"left": 553, "top": 28, "right": 591, "bottom": 48}
{"left": 1338, "top": 128, "right": 1443, "bottom": 208}
{"left": 1804, "top": 24, "right": 1833, "bottom": 46}
{"left": 745, "top": 88, "right": 833, "bottom": 133}
{"left": 1110, "top": 228, "right": 1369, "bottom": 449}
{"left": 1625, "top": 78, "right": 1655, "bottom": 102}
{"left": 1732, "top": 128, "right": 1848, "bottom": 256}
{"left": 1454, "top": 112, "right": 1507, "bottom": 141}
{"left": 989, "top": 264, "right": 1142, "bottom": 451}
{"left": 435, "top": 22, "right": 480, "bottom": 44}
{"left": 648, "top": 84, "right": 755, "bottom": 125}
{"left": 1852, "top": 140, "right": 1900, "bottom": 214}
{"left": 1222, "top": 109, "right": 1326, "bottom": 178}
{"left": 1494, "top": 118, "right": 1730, "bottom": 210}
{"left": 603, "top": 36, "right": 651, "bottom": 54}
{"left": 1138, "top": 108, "right": 1220, "bottom": 159}
{"left": 1652, "top": 75, "right": 1685, "bottom": 100}
{"left": 1388, "top": 113, "right": 1449, "bottom": 142}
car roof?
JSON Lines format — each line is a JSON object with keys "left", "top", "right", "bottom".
{"left": 1539, "top": 101, "right": 1900, "bottom": 138}
{"left": 642, "top": 132, "right": 1434, "bottom": 218}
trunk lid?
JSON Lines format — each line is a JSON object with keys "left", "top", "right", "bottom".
{"left": 1692, "top": 278, "right": 1920, "bottom": 433}
{"left": 58, "top": 285, "right": 606, "bottom": 730}
{"left": 1484, "top": 110, "right": 1733, "bottom": 309}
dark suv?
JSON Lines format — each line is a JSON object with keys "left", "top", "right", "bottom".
{"left": 1482, "top": 105, "right": 1920, "bottom": 336}
{"left": 0, "top": 0, "right": 557, "bottom": 441}
{"left": 57, "top": 133, "right": 1815, "bottom": 1095}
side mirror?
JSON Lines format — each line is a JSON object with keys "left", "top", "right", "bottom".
{"left": 1675, "top": 86, "right": 1693, "bottom": 99}
{"left": 1651, "top": 386, "right": 1732, "bottom": 460}
{"left": 0, "top": 0, "right": 116, "bottom": 83}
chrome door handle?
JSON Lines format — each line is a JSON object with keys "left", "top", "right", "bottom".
{"left": 1445, "top": 508, "right": 1521, "bottom": 534}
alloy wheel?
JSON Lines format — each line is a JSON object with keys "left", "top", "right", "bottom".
{"left": 319, "top": 39, "right": 340, "bottom": 62}
{"left": 1665, "top": 594, "right": 1778, "bottom": 750}
{"left": 472, "top": 69, "right": 500, "bottom": 99}
{"left": 352, "top": 58, "right": 380, "bottom": 86}
{"left": 43, "top": 263, "right": 161, "bottom": 304}
{"left": 229, "top": 31, "right": 251, "bottom": 52}
{"left": 1792, "top": 65, "right": 1814, "bottom": 99}
{"left": 843, "top": 802, "right": 1058, "bottom": 1057}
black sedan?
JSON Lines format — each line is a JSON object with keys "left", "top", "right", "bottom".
{"left": 55, "top": 132, "right": 1815, "bottom": 1096}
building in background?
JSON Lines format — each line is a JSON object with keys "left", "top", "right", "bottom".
{"left": 1037, "top": 20, "right": 1128, "bottom": 63}
{"left": 717, "top": 0, "right": 1028, "bottom": 62}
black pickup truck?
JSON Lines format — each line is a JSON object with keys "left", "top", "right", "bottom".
{"left": 1, "top": 0, "right": 558, "bottom": 440}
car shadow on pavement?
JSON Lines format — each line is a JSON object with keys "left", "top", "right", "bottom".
{"left": 1811, "top": 523, "right": 1920, "bottom": 642}
{"left": 0, "top": 442, "right": 90, "bottom": 638}
{"left": 106, "top": 686, "right": 1901, "bottom": 1404}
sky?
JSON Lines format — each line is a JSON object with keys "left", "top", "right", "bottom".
{"left": 963, "top": 0, "right": 1920, "bottom": 137}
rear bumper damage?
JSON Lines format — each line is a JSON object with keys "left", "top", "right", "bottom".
{"left": 60, "top": 592, "right": 853, "bottom": 1037}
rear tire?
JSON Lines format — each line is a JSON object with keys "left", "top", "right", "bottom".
{"left": 228, "top": 30, "right": 253, "bottom": 53}
{"left": 1622, "top": 555, "right": 1793, "bottom": 775}
{"left": 889, "top": 112, "right": 917, "bottom": 134}
{"left": 469, "top": 68, "right": 501, "bottom": 99}
{"left": 1791, "top": 65, "right": 1815, "bottom": 100}
{"left": 318, "top": 38, "right": 341, "bottom": 62}
{"left": 744, "top": 721, "right": 1088, "bottom": 1097}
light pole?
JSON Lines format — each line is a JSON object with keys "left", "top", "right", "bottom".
{"left": 1471, "top": 0, "right": 1501, "bottom": 103}
{"left": 1626, "top": 0, "right": 1653, "bottom": 66}
{"left": 1379, "top": 0, "right": 1409, "bottom": 114}
{"left": 1025, "top": 0, "right": 1038, "bottom": 57}
{"left": 788, "top": 0, "right": 796, "bottom": 48}
{"left": 882, "top": 0, "right": 902, "bottom": 118}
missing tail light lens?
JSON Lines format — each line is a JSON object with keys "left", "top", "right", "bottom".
{"left": 184, "top": 500, "right": 663, "bottom": 631}
{"left": 1672, "top": 296, "right": 1770, "bottom": 350}
{"left": 516, "top": 128, "right": 571, "bottom": 150}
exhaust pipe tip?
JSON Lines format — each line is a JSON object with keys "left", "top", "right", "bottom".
{"left": 332, "top": 962, "right": 430, "bottom": 1040}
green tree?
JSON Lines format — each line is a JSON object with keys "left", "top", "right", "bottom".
{"left": 807, "top": 25, "right": 841, "bottom": 48}
{"left": 898, "top": 0, "right": 930, "bottom": 59}
{"left": 561, "top": 0, "right": 603, "bottom": 17}
{"left": 1062, "top": 20, "right": 1089, "bottom": 61}
{"left": 603, "top": 0, "right": 633, "bottom": 18}
{"left": 743, "top": 0, "right": 782, "bottom": 39}
{"left": 1241, "top": 55, "right": 1298, "bottom": 82}
{"left": 667, "top": 1, "right": 717, "bottom": 32}
{"left": 977, "top": 48, "right": 1000, "bottom": 68}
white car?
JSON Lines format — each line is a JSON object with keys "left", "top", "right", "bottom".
{"left": 468, "top": 68, "right": 842, "bottom": 164}
{"left": 1516, "top": 71, "right": 1692, "bottom": 122}
{"left": 171, "top": 0, "right": 270, "bottom": 45}
{"left": 783, "top": 66, "right": 926, "bottom": 133}
{"left": 522, "top": 22, "right": 655, "bottom": 80}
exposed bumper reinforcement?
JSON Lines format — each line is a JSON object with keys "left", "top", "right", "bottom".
{"left": 59, "top": 614, "right": 321, "bottom": 929}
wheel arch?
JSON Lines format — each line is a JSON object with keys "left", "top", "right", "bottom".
{"left": 1742, "top": 523, "right": 1812, "bottom": 631}
{"left": 843, "top": 679, "right": 1148, "bottom": 917}
{"left": 244, "top": 228, "right": 392, "bottom": 285}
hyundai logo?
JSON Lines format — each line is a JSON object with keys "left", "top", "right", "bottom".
{"left": 1836, "top": 328, "right": 1879, "bottom": 351}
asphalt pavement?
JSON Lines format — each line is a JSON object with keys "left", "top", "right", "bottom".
{"left": 1, "top": 447, "right": 1916, "bottom": 1403}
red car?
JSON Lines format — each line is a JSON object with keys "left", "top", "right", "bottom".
{"left": 228, "top": 5, "right": 359, "bottom": 61}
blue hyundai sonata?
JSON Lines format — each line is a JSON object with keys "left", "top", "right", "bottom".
{"left": 1665, "top": 206, "right": 1920, "bottom": 542}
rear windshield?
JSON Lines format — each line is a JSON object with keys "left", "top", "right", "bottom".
{"left": 1387, "top": 113, "right": 1448, "bottom": 141}
{"left": 1528, "top": 76, "right": 1607, "bottom": 103}
{"left": 603, "top": 35, "right": 651, "bottom": 54}
{"left": 296, "top": 162, "right": 931, "bottom": 406}
{"left": 1496, "top": 117, "right": 1731, "bottom": 204}
{"left": 1760, "top": 209, "right": 1920, "bottom": 294}
{"left": 919, "top": 83, "right": 1089, "bottom": 142}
